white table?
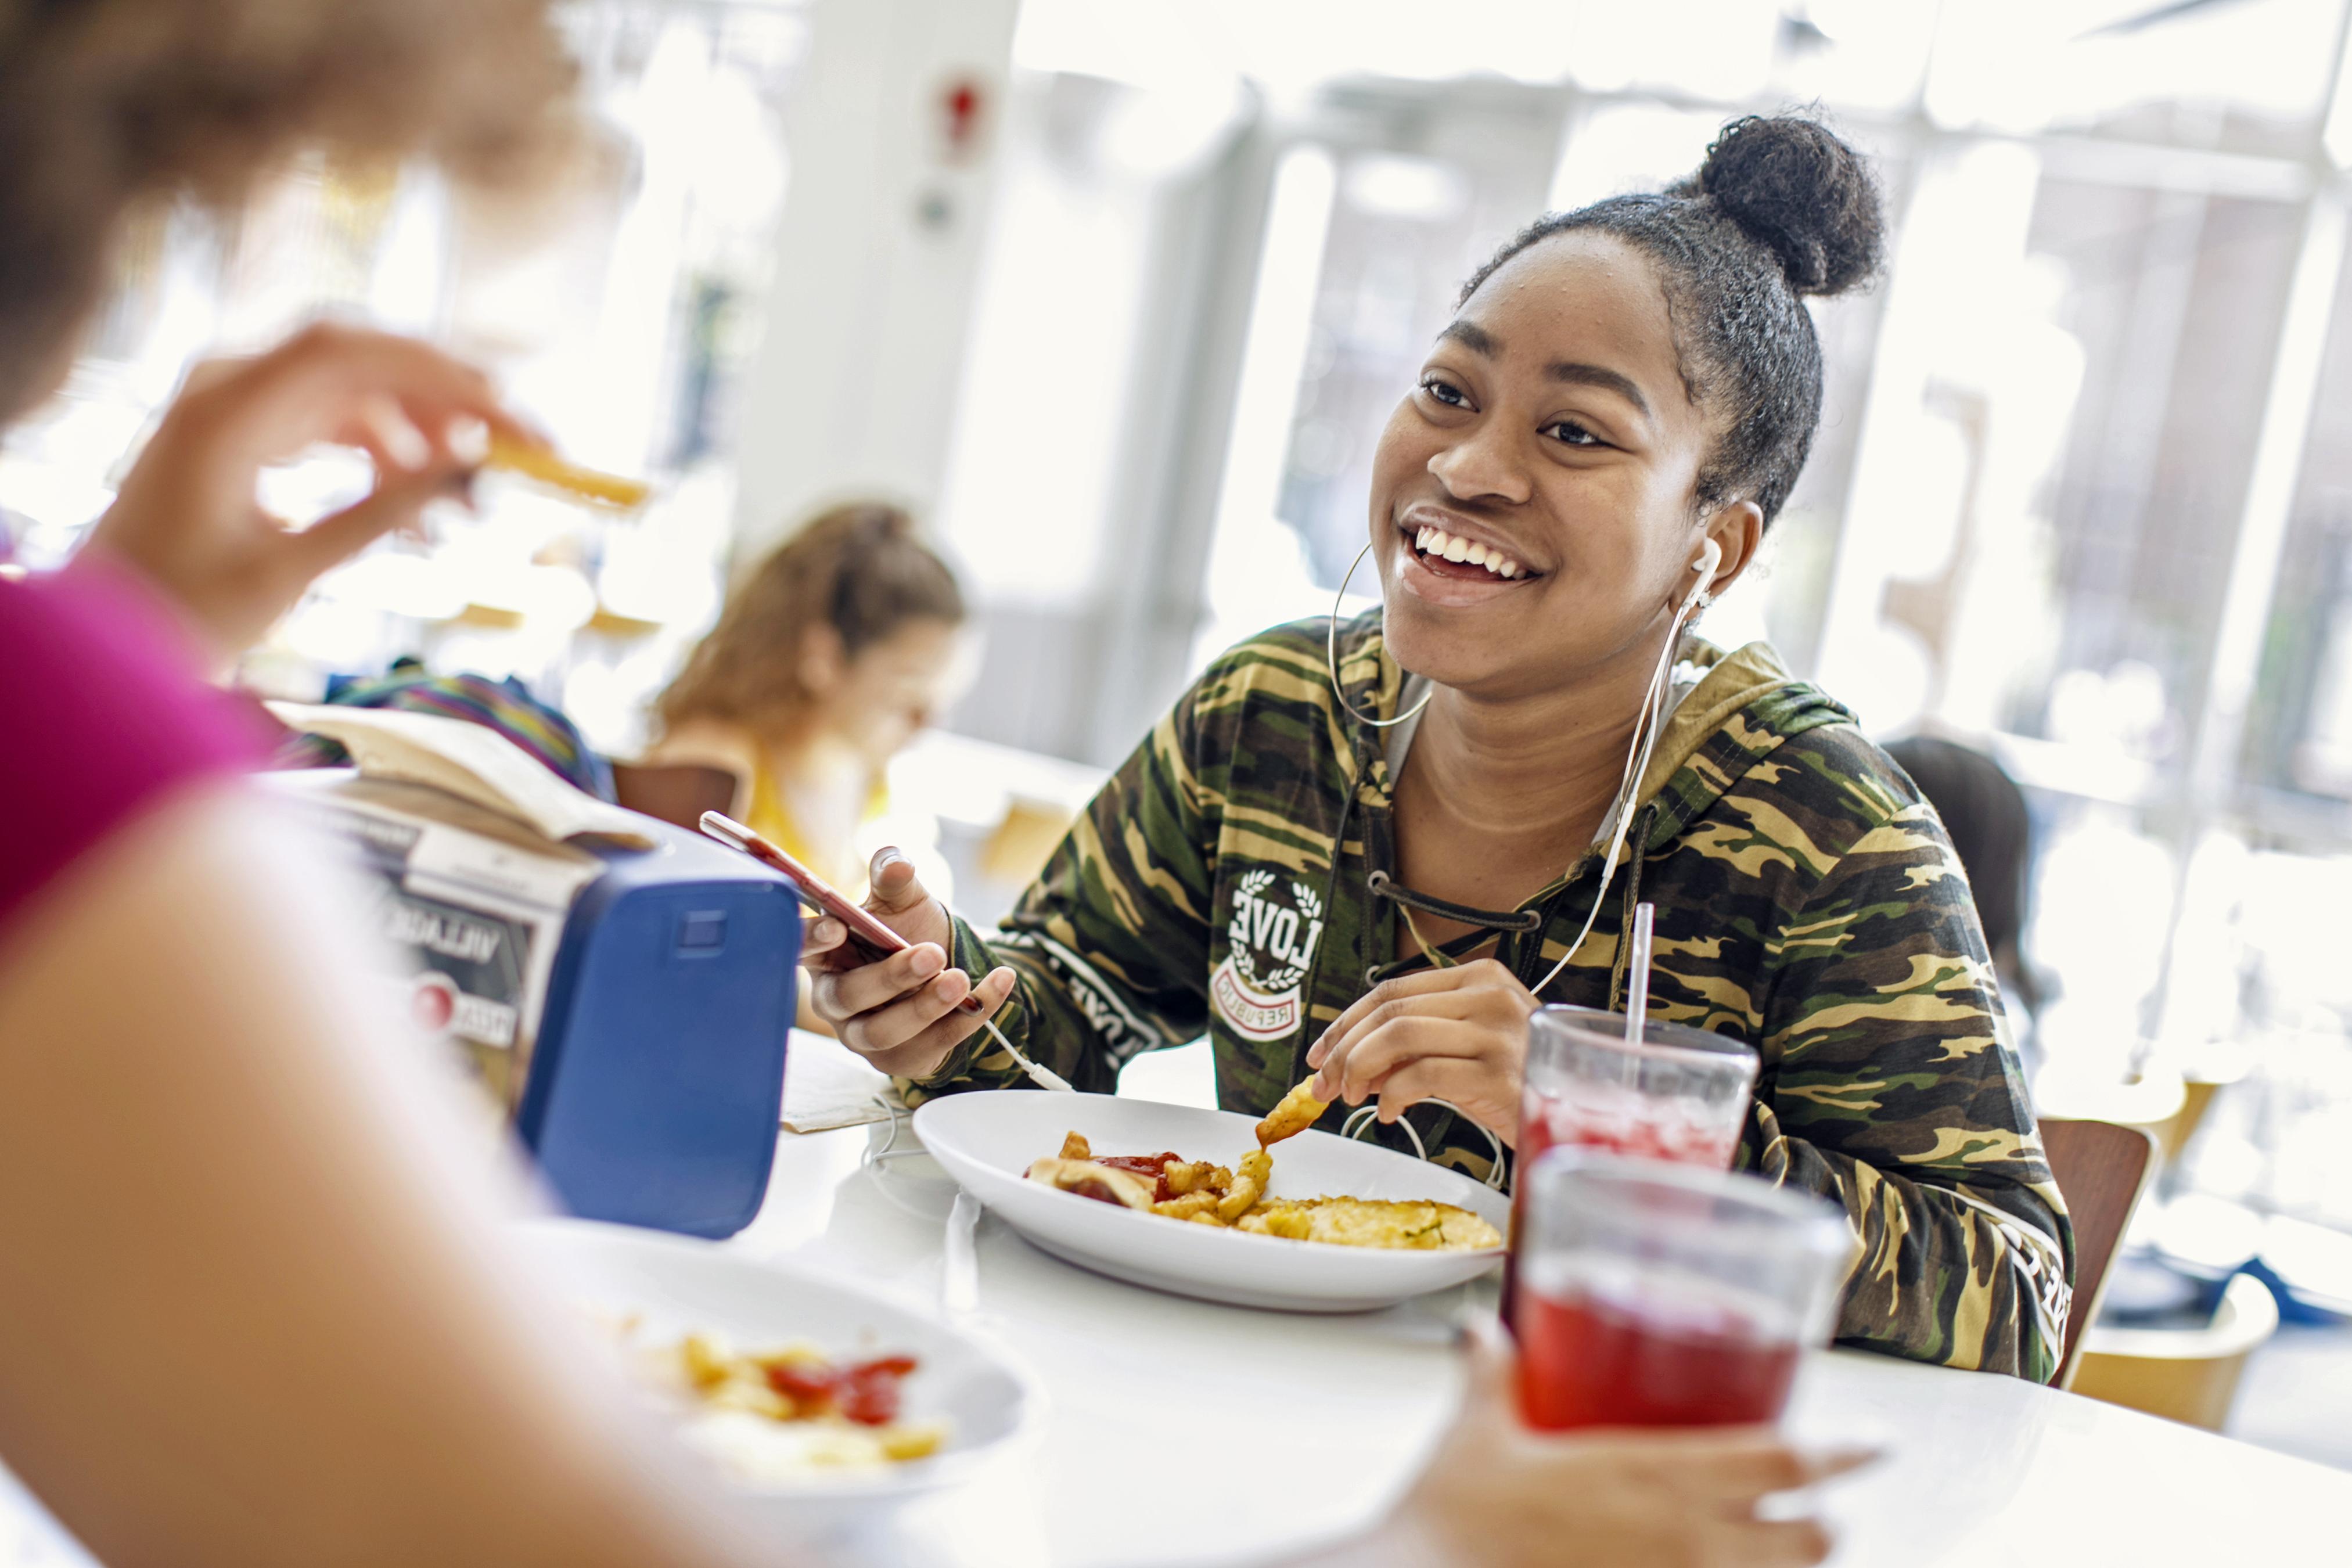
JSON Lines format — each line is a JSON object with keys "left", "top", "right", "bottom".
{"left": 8, "top": 1093, "right": 2350, "bottom": 1566}
{"left": 716, "top": 1112, "right": 2352, "bottom": 1568}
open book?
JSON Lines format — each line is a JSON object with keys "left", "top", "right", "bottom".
{"left": 268, "top": 702, "right": 655, "bottom": 848}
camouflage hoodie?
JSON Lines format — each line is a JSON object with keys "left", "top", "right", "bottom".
{"left": 909, "top": 614, "right": 2076, "bottom": 1381}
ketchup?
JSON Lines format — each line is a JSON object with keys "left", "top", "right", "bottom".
{"left": 1089, "top": 1152, "right": 1182, "bottom": 1202}
{"left": 764, "top": 1354, "right": 920, "bottom": 1426}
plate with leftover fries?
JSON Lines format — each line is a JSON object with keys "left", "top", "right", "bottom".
{"left": 519, "top": 1220, "right": 1038, "bottom": 1523}
{"left": 912, "top": 1090, "right": 1509, "bottom": 1312}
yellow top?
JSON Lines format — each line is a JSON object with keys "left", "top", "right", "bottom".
{"left": 744, "top": 761, "right": 887, "bottom": 895}
{"left": 643, "top": 720, "right": 886, "bottom": 893}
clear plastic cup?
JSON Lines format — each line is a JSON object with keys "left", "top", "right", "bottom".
{"left": 1521, "top": 1004, "right": 1760, "bottom": 1171}
{"left": 1513, "top": 1150, "right": 1853, "bottom": 1430}
{"left": 1502, "top": 1007, "right": 1763, "bottom": 1327}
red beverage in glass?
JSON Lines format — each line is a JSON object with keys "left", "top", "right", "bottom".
{"left": 1519, "top": 1088, "right": 1746, "bottom": 1167}
{"left": 1504, "top": 1088, "right": 1745, "bottom": 1324}
{"left": 1504, "top": 1009, "right": 1758, "bottom": 1326}
{"left": 1508, "top": 1153, "right": 1850, "bottom": 1434}
{"left": 1515, "top": 1282, "right": 1801, "bottom": 1429}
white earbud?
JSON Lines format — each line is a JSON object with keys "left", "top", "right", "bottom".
{"left": 1685, "top": 537, "right": 1723, "bottom": 609}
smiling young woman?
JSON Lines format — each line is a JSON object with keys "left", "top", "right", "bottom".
{"left": 807, "top": 114, "right": 2076, "bottom": 1383}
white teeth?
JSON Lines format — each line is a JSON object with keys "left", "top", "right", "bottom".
{"left": 1411, "top": 523, "right": 1529, "bottom": 580}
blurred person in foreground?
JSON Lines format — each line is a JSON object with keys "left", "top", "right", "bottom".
{"left": 648, "top": 502, "right": 967, "bottom": 891}
{"left": 810, "top": 116, "right": 2075, "bottom": 1382}
{"left": 0, "top": 3, "right": 1863, "bottom": 1566}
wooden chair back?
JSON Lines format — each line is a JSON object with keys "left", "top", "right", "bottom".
{"left": 610, "top": 763, "right": 740, "bottom": 833}
{"left": 2037, "top": 1116, "right": 2160, "bottom": 1389}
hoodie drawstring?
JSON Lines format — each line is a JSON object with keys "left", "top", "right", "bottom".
{"left": 1607, "top": 801, "right": 1661, "bottom": 1012}
{"left": 1294, "top": 778, "right": 1359, "bottom": 1087}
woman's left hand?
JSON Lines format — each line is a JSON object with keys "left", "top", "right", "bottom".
{"left": 1306, "top": 958, "right": 1537, "bottom": 1143}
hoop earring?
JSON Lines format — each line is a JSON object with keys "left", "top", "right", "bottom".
{"left": 1326, "top": 541, "right": 1434, "bottom": 730}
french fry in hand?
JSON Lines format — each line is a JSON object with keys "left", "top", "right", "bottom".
{"left": 485, "top": 431, "right": 651, "bottom": 510}
{"left": 1255, "top": 1078, "right": 1329, "bottom": 1148}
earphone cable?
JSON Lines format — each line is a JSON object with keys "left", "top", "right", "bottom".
{"left": 1324, "top": 534, "right": 1717, "bottom": 999}
{"left": 1529, "top": 588, "right": 1707, "bottom": 998}
{"left": 1325, "top": 541, "right": 1433, "bottom": 729}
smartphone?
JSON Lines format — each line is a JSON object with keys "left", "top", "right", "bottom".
{"left": 699, "top": 811, "right": 984, "bottom": 1015}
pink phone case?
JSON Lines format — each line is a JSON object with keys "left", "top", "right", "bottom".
{"left": 699, "top": 812, "right": 982, "bottom": 1013}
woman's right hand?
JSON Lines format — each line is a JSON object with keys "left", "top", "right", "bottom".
{"left": 801, "top": 847, "right": 1017, "bottom": 1078}
{"left": 82, "top": 322, "right": 542, "bottom": 665}
{"left": 1382, "top": 1319, "right": 1875, "bottom": 1568}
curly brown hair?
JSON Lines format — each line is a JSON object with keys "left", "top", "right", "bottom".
{"left": 0, "top": 0, "right": 576, "bottom": 417}
{"left": 657, "top": 503, "right": 966, "bottom": 741}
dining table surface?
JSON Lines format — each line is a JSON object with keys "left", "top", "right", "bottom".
{"left": 5, "top": 1033, "right": 2350, "bottom": 1567}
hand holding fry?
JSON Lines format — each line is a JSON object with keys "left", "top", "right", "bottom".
{"left": 1305, "top": 959, "right": 1537, "bottom": 1141}
{"left": 81, "top": 322, "right": 540, "bottom": 664}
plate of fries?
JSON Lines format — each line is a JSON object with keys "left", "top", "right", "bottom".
{"left": 519, "top": 1220, "right": 1040, "bottom": 1527}
{"left": 912, "top": 1092, "right": 1509, "bottom": 1312}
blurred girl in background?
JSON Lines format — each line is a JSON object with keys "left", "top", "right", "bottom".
{"left": 649, "top": 502, "right": 966, "bottom": 889}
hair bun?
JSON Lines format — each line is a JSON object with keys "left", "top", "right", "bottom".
{"left": 1697, "top": 114, "right": 1883, "bottom": 296}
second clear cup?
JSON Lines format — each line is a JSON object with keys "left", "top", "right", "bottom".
{"left": 1520, "top": 1004, "right": 1760, "bottom": 1171}
{"left": 1503, "top": 1006, "right": 1762, "bottom": 1328}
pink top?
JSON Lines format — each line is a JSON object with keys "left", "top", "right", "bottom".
{"left": 0, "top": 560, "right": 269, "bottom": 944}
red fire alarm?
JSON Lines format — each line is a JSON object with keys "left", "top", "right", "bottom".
{"left": 937, "top": 74, "right": 988, "bottom": 164}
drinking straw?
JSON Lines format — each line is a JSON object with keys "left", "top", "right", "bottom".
{"left": 1624, "top": 901, "right": 1656, "bottom": 1044}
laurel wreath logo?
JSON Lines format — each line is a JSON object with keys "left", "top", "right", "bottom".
{"left": 1227, "top": 870, "right": 1325, "bottom": 994}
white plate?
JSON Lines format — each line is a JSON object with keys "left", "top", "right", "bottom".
{"left": 912, "top": 1092, "right": 1508, "bottom": 1312}
{"left": 516, "top": 1220, "right": 1039, "bottom": 1527}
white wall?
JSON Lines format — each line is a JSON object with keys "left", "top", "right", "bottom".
{"left": 729, "top": 0, "right": 1022, "bottom": 556}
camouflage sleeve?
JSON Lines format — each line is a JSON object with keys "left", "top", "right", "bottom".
{"left": 897, "top": 694, "right": 1218, "bottom": 1102}
{"left": 1751, "top": 800, "right": 2075, "bottom": 1382}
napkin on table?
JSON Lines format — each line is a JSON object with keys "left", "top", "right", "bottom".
{"left": 780, "top": 1028, "right": 904, "bottom": 1133}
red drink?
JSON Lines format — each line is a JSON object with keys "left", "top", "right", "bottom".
{"left": 1508, "top": 1147, "right": 1846, "bottom": 1435}
{"left": 1515, "top": 1281, "right": 1800, "bottom": 1430}
{"left": 1519, "top": 1087, "right": 1745, "bottom": 1168}
{"left": 1503, "top": 1084, "right": 1747, "bottom": 1327}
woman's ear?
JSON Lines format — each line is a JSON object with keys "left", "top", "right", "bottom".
{"left": 1695, "top": 501, "right": 1765, "bottom": 602}
{"left": 799, "top": 624, "right": 847, "bottom": 696}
